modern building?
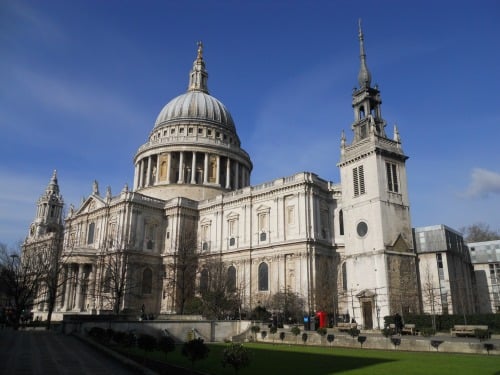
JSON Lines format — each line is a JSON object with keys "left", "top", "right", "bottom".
{"left": 23, "top": 23, "right": 420, "bottom": 329}
{"left": 468, "top": 240, "right": 500, "bottom": 313}
{"left": 413, "top": 225, "right": 475, "bottom": 315}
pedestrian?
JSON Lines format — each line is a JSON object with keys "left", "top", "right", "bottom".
{"left": 394, "top": 313, "right": 403, "bottom": 335}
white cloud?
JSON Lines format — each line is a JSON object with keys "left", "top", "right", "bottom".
{"left": 463, "top": 168, "right": 500, "bottom": 198}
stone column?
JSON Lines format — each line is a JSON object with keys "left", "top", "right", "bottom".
{"left": 146, "top": 156, "right": 152, "bottom": 186}
{"left": 203, "top": 153, "right": 208, "bottom": 184}
{"left": 225, "top": 158, "right": 231, "bottom": 189}
{"left": 235, "top": 162, "right": 240, "bottom": 189}
{"left": 133, "top": 162, "right": 139, "bottom": 190}
{"left": 138, "top": 160, "right": 144, "bottom": 188}
{"left": 166, "top": 152, "right": 171, "bottom": 183}
{"left": 63, "top": 264, "right": 72, "bottom": 311}
{"left": 191, "top": 152, "right": 197, "bottom": 184}
{"left": 74, "top": 264, "right": 84, "bottom": 312}
{"left": 216, "top": 155, "right": 220, "bottom": 186}
{"left": 155, "top": 156, "right": 160, "bottom": 184}
{"left": 178, "top": 152, "right": 184, "bottom": 183}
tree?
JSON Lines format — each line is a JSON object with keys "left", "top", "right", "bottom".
{"left": 0, "top": 242, "right": 44, "bottom": 329}
{"left": 460, "top": 222, "right": 500, "bottom": 242}
{"left": 221, "top": 343, "right": 251, "bottom": 374}
{"left": 198, "top": 257, "right": 242, "bottom": 319}
{"left": 269, "top": 325, "right": 278, "bottom": 343}
{"left": 268, "top": 288, "right": 305, "bottom": 325}
{"left": 421, "top": 264, "right": 441, "bottom": 331}
{"left": 290, "top": 325, "right": 301, "bottom": 344}
{"left": 98, "top": 249, "right": 130, "bottom": 315}
{"left": 181, "top": 338, "right": 209, "bottom": 369}
{"left": 164, "top": 228, "right": 199, "bottom": 314}
{"left": 158, "top": 336, "right": 176, "bottom": 358}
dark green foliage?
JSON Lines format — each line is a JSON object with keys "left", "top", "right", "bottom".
{"left": 279, "top": 331, "right": 286, "bottom": 342}
{"left": 357, "top": 336, "right": 366, "bottom": 347}
{"left": 484, "top": 343, "right": 494, "bottom": 354}
{"left": 391, "top": 337, "right": 401, "bottom": 348}
{"left": 251, "top": 305, "right": 271, "bottom": 321}
{"left": 290, "top": 326, "right": 301, "bottom": 336}
{"left": 420, "top": 327, "right": 436, "bottom": 337}
{"left": 269, "top": 326, "right": 277, "bottom": 335}
{"left": 137, "top": 333, "right": 157, "bottom": 352}
{"left": 316, "top": 327, "right": 327, "bottom": 337}
{"left": 158, "top": 336, "right": 176, "bottom": 358}
{"left": 383, "top": 313, "right": 500, "bottom": 333}
{"left": 250, "top": 325, "right": 260, "bottom": 334}
{"left": 222, "top": 343, "right": 251, "bottom": 374}
{"left": 430, "top": 340, "right": 443, "bottom": 351}
{"left": 474, "top": 329, "right": 490, "bottom": 341}
{"left": 182, "top": 338, "right": 209, "bottom": 367}
{"left": 261, "top": 331, "right": 267, "bottom": 339}
{"left": 327, "top": 334, "right": 335, "bottom": 344}
{"left": 381, "top": 327, "right": 394, "bottom": 338}
{"left": 348, "top": 328, "right": 360, "bottom": 338}
{"left": 301, "top": 333, "right": 308, "bottom": 343}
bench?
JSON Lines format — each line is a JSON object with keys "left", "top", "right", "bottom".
{"left": 337, "top": 322, "right": 357, "bottom": 332}
{"left": 450, "top": 325, "right": 489, "bottom": 338}
{"left": 401, "top": 324, "right": 416, "bottom": 335}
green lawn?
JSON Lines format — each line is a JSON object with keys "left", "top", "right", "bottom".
{"left": 129, "top": 342, "right": 500, "bottom": 375}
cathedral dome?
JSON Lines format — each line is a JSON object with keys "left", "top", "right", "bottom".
{"left": 154, "top": 90, "right": 236, "bottom": 132}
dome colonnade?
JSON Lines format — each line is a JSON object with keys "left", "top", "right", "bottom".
{"left": 133, "top": 42, "right": 252, "bottom": 201}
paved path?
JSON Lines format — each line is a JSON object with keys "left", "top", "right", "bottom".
{"left": 0, "top": 329, "right": 142, "bottom": 374}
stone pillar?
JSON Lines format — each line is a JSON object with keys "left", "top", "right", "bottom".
{"left": 191, "top": 152, "right": 197, "bottom": 184}
{"left": 235, "top": 162, "right": 240, "bottom": 189}
{"left": 155, "top": 156, "right": 160, "bottom": 184}
{"left": 138, "top": 160, "right": 144, "bottom": 188}
{"left": 63, "top": 265, "right": 72, "bottom": 311}
{"left": 146, "top": 156, "right": 152, "bottom": 186}
{"left": 133, "top": 162, "right": 139, "bottom": 190}
{"left": 166, "top": 152, "right": 171, "bottom": 183}
{"left": 225, "top": 158, "right": 231, "bottom": 189}
{"left": 178, "top": 151, "right": 184, "bottom": 183}
{"left": 203, "top": 153, "right": 209, "bottom": 184}
{"left": 216, "top": 155, "right": 220, "bottom": 186}
{"left": 74, "top": 264, "right": 84, "bottom": 312}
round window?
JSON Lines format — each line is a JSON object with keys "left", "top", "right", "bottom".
{"left": 356, "top": 221, "right": 368, "bottom": 237}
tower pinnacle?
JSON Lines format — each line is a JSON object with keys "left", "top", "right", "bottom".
{"left": 188, "top": 41, "right": 209, "bottom": 93}
{"left": 357, "top": 19, "right": 372, "bottom": 89}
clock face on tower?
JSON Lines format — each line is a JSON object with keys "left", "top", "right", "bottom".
{"left": 356, "top": 221, "right": 368, "bottom": 237}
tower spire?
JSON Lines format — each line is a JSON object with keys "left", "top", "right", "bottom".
{"left": 188, "top": 41, "right": 209, "bottom": 93}
{"left": 357, "top": 19, "right": 372, "bottom": 89}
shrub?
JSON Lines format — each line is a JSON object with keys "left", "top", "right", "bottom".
{"left": 279, "top": 331, "right": 286, "bottom": 342}
{"left": 261, "top": 331, "right": 267, "bottom": 339}
{"left": 137, "top": 334, "right": 157, "bottom": 352}
{"left": 327, "top": 334, "right": 335, "bottom": 345}
{"left": 301, "top": 333, "right": 308, "bottom": 344}
{"left": 391, "top": 337, "right": 401, "bottom": 349}
{"left": 158, "top": 336, "right": 176, "bottom": 358}
{"left": 357, "top": 335, "right": 367, "bottom": 348}
{"left": 420, "top": 327, "right": 435, "bottom": 337}
{"left": 222, "top": 343, "right": 251, "bottom": 374}
{"left": 430, "top": 340, "right": 443, "bottom": 351}
{"left": 348, "top": 328, "right": 360, "bottom": 338}
{"left": 316, "top": 327, "right": 327, "bottom": 337}
{"left": 475, "top": 329, "right": 490, "bottom": 341}
{"left": 484, "top": 343, "right": 494, "bottom": 355}
{"left": 182, "top": 338, "right": 209, "bottom": 368}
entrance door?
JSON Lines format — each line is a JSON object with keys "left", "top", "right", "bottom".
{"left": 362, "top": 301, "right": 373, "bottom": 329}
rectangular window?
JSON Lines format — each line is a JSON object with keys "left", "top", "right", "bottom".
{"left": 386, "top": 162, "right": 399, "bottom": 193}
{"left": 287, "top": 206, "right": 295, "bottom": 225}
{"left": 87, "top": 222, "right": 95, "bottom": 245}
{"left": 353, "top": 165, "right": 365, "bottom": 197}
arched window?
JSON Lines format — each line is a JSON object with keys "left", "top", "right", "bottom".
{"left": 200, "top": 268, "right": 209, "bottom": 294}
{"left": 227, "top": 266, "right": 236, "bottom": 292}
{"left": 142, "top": 268, "right": 153, "bottom": 295}
{"left": 258, "top": 262, "right": 268, "bottom": 291}
{"left": 339, "top": 209, "right": 344, "bottom": 236}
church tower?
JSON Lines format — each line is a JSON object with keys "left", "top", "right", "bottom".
{"left": 27, "top": 170, "right": 64, "bottom": 239}
{"left": 337, "top": 21, "right": 420, "bottom": 328}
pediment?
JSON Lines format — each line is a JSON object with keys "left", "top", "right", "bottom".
{"left": 356, "top": 289, "right": 376, "bottom": 298}
{"left": 226, "top": 211, "right": 240, "bottom": 220}
{"left": 255, "top": 204, "right": 270, "bottom": 213}
{"left": 75, "top": 195, "right": 106, "bottom": 215}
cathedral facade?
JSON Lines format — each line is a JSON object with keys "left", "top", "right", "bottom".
{"left": 23, "top": 24, "right": 420, "bottom": 329}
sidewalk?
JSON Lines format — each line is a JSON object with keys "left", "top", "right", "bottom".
{"left": 0, "top": 328, "right": 145, "bottom": 374}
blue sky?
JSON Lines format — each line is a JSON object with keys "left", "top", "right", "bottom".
{"left": 1, "top": 0, "right": 499, "bottom": 247}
